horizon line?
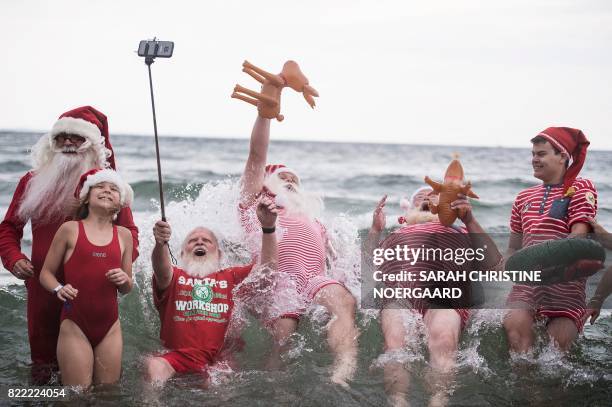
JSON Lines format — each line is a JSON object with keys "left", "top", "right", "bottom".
{"left": 1, "top": 128, "right": 611, "bottom": 152}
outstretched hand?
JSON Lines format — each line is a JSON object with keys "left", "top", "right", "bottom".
{"left": 372, "top": 195, "right": 387, "bottom": 233}
{"left": 257, "top": 196, "right": 278, "bottom": 228}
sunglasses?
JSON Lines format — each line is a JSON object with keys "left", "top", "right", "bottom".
{"left": 55, "top": 134, "right": 86, "bottom": 143}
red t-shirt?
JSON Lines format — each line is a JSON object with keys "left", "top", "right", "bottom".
{"left": 153, "top": 265, "right": 253, "bottom": 362}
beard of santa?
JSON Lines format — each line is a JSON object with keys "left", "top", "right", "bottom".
{"left": 402, "top": 207, "right": 439, "bottom": 225}
{"left": 180, "top": 250, "right": 221, "bottom": 278}
{"left": 264, "top": 174, "right": 323, "bottom": 219}
{"left": 18, "top": 146, "right": 97, "bottom": 223}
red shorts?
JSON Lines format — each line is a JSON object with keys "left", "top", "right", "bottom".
{"left": 507, "top": 283, "right": 586, "bottom": 332}
{"left": 159, "top": 348, "right": 211, "bottom": 375}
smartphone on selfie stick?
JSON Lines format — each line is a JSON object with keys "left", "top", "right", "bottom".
{"left": 137, "top": 38, "right": 174, "bottom": 222}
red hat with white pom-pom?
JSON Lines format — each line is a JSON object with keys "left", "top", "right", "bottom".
{"left": 74, "top": 168, "right": 133, "bottom": 207}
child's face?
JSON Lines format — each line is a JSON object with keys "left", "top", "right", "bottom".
{"left": 88, "top": 182, "right": 121, "bottom": 212}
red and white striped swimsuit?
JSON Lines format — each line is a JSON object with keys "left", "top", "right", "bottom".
{"left": 239, "top": 194, "right": 340, "bottom": 319}
{"left": 379, "top": 221, "right": 472, "bottom": 328}
{"left": 507, "top": 177, "right": 598, "bottom": 331}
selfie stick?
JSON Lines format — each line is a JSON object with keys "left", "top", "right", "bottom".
{"left": 139, "top": 38, "right": 177, "bottom": 264}
{"left": 145, "top": 58, "right": 166, "bottom": 221}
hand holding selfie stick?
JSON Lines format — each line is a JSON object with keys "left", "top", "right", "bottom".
{"left": 138, "top": 39, "right": 178, "bottom": 264}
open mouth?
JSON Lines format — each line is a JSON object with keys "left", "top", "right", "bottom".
{"left": 194, "top": 248, "right": 207, "bottom": 257}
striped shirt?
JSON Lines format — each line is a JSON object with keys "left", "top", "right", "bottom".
{"left": 507, "top": 177, "right": 598, "bottom": 326}
{"left": 239, "top": 193, "right": 327, "bottom": 295}
{"left": 379, "top": 221, "right": 474, "bottom": 311}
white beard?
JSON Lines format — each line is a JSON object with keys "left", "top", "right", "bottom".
{"left": 264, "top": 175, "right": 323, "bottom": 219}
{"left": 18, "top": 148, "right": 97, "bottom": 223}
{"left": 402, "top": 208, "right": 439, "bottom": 225}
{"left": 180, "top": 254, "right": 221, "bottom": 278}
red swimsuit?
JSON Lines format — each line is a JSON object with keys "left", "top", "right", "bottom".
{"left": 61, "top": 221, "right": 121, "bottom": 347}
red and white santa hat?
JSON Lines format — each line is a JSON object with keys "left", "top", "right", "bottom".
{"left": 536, "top": 127, "right": 590, "bottom": 194}
{"left": 264, "top": 164, "right": 300, "bottom": 183}
{"left": 32, "top": 106, "right": 115, "bottom": 170}
{"left": 74, "top": 168, "right": 133, "bottom": 207}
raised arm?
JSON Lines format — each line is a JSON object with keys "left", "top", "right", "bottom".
{"left": 256, "top": 197, "right": 278, "bottom": 265}
{"left": 241, "top": 116, "right": 271, "bottom": 202}
{"left": 366, "top": 195, "right": 388, "bottom": 256}
{"left": 452, "top": 193, "right": 502, "bottom": 269}
{"left": 151, "top": 220, "right": 173, "bottom": 291}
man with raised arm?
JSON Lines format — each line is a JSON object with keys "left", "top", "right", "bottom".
{"left": 368, "top": 187, "right": 500, "bottom": 407}
{"left": 239, "top": 115, "right": 358, "bottom": 386}
{"left": 0, "top": 106, "right": 139, "bottom": 383}
{"left": 144, "top": 197, "right": 278, "bottom": 385}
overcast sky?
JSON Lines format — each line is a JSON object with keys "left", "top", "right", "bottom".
{"left": 2, "top": 0, "right": 611, "bottom": 149}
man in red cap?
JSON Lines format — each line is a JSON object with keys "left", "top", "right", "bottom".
{"left": 239, "top": 116, "right": 358, "bottom": 386}
{"left": 0, "top": 106, "right": 139, "bottom": 383}
{"left": 503, "top": 127, "right": 597, "bottom": 352}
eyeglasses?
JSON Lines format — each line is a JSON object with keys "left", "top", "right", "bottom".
{"left": 55, "top": 134, "right": 86, "bottom": 143}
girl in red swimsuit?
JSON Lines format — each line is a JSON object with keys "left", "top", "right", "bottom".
{"left": 40, "top": 168, "right": 134, "bottom": 388}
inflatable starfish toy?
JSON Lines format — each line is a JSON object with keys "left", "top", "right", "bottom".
{"left": 424, "top": 157, "right": 479, "bottom": 226}
{"left": 231, "top": 60, "right": 319, "bottom": 122}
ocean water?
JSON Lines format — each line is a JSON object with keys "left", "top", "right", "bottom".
{"left": 0, "top": 131, "right": 610, "bottom": 406}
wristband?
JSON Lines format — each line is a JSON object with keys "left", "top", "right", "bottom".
{"left": 262, "top": 226, "right": 276, "bottom": 234}
{"left": 53, "top": 284, "right": 64, "bottom": 294}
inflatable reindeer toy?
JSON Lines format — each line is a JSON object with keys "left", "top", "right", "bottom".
{"left": 424, "top": 156, "right": 479, "bottom": 226}
{"left": 231, "top": 60, "right": 319, "bottom": 121}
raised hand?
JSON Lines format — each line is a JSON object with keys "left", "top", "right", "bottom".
{"left": 153, "top": 220, "right": 172, "bottom": 245}
{"left": 372, "top": 195, "right": 388, "bottom": 233}
{"left": 257, "top": 196, "right": 279, "bottom": 228}
{"left": 451, "top": 193, "right": 474, "bottom": 225}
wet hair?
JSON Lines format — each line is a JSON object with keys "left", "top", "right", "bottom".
{"left": 75, "top": 201, "right": 89, "bottom": 220}
{"left": 530, "top": 136, "right": 569, "bottom": 168}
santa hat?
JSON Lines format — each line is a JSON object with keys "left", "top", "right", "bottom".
{"left": 264, "top": 164, "right": 300, "bottom": 183}
{"left": 74, "top": 168, "right": 133, "bottom": 207}
{"left": 32, "top": 106, "right": 115, "bottom": 170}
{"left": 536, "top": 127, "right": 590, "bottom": 194}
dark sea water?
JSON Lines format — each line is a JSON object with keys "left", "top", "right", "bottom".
{"left": 0, "top": 131, "right": 610, "bottom": 406}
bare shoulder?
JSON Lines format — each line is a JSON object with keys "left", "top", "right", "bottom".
{"left": 58, "top": 221, "right": 78, "bottom": 235}
{"left": 54, "top": 221, "right": 78, "bottom": 246}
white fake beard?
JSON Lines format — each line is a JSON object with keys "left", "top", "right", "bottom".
{"left": 18, "top": 148, "right": 97, "bottom": 223}
{"left": 264, "top": 175, "right": 323, "bottom": 219}
{"left": 402, "top": 208, "right": 439, "bottom": 225}
{"left": 180, "top": 253, "right": 221, "bottom": 278}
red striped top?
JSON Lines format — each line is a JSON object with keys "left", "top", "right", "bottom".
{"left": 239, "top": 194, "right": 327, "bottom": 293}
{"left": 508, "top": 177, "right": 598, "bottom": 314}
